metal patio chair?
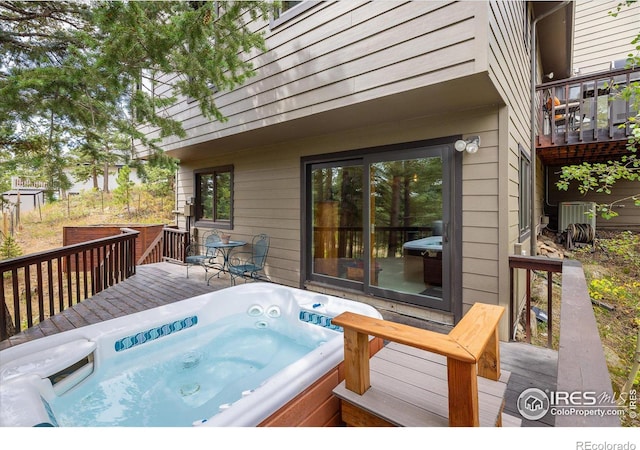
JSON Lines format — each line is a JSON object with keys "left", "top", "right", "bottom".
{"left": 185, "top": 230, "right": 223, "bottom": 280}
{"left": 228, "top": 233, "right": 270, "bottom": 285}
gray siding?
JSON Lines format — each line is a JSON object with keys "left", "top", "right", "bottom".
{"left": 147, "top": 1, "right": 489, "bottom": 154}
{"left": 162, "top": 1, "right": 538, "bottom": 340}
{"left": 574, "top": 0, "right": 640, "bottom": 74}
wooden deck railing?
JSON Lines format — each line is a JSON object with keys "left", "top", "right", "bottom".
{"left": 510, "top": 255, "right": 620, "bottom": 426}
{"left": 0, "top": 228, "right": 139, "bottom": 340}
{"left": 556, "top": 260, "right": 620, "bottom": 426}
{"left": 137, "top": 228, "right": 165, "bottom": 265}
{"left": 536, "top": 66, "right": 639, "bottom": 148}
{"left": 509, "top": 255, "right": 563, "bottom": 348}
{"left": 332, "top": 302, "right": 505, "bottom": 427}
{"left": 162, "top": 227, "right": 189, "bottom": 264}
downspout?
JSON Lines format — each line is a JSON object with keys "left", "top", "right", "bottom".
{"left": 530, "top": 1, "right": 571, "bottom": 256}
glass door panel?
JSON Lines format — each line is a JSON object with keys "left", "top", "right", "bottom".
{"left": 310, "top": 163, "right": 364, "bottom": 282}
{"left": 369, "top": 157, "right": 443, "bottom": 299}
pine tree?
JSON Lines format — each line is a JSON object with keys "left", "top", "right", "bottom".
{"left": 0, "top": 1, "right": 276, "bottom": 161}
{"left": 0, "top": 234, "right": 22, "bottom": 260}
{"left": 113, "top": 165, "right": 134, "bottom": 216}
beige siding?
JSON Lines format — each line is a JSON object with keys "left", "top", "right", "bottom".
{"left": 574, "top": 0, "right": 640, "bottom": 74}
{"left": 162, "top": 1, "right": 539, "bottom": 339}
{"left": 486, "top": 0, "right": 532, "bottom": 337}
{"left": 147, "top": 1, "right": 489, "bottom": 153}
{"left": 547, "top": 169, "right": 640, "bottom": 230}
{"left": 180, "top": 106, "right": 500, "bottom": 325}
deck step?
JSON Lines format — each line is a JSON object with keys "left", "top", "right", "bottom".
{"left": 333, "top": 342, "right": 511, "bottom": 427}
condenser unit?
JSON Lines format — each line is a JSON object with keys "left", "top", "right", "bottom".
{"left": 558, "top": 201, "right": 596, "bottom": 233}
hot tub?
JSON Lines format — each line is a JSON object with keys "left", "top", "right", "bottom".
{"left": 0, "top": 283, "right": 382, "bottom": 427}
{"left": 402, "top": 236, "right": 443, "bottom": 286}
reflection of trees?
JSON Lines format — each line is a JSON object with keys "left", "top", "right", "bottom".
{"left": 313, "top": 166, "right": 363, "bottom": 260}
{"left": 373, "top": 158, "right": 443, "bottom": 256}
{"left": 312, "top": 158, "right": 442, "bottom": 262}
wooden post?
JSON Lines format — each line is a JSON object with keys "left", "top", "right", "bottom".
{"left": 477, "top": 326, "right": 501, "bottom": 381}
{"left": 447, "top": 358, "right": 479, "bottom": 426}
{"left": 342, "top": 328, "right": 371, "bottom": 395}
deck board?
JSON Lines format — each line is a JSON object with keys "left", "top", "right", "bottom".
{"left": 0, "top": 262, "right": 558, "bottom": 427}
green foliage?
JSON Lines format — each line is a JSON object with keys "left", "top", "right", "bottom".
{"left": 0, "top": 1, "right": 277, "bottom": 164}
{"left": 112, "top": 165, "right": 134, "bottom": 211}
{"left": 0, "top": 235, "right": 22, "bottom": 260}
{"left": 143, "top": 164, "right": 176, "bottom": 198}
{"left": 599, "top": 230, "right": 640, "bottom": 273}
{"left": 556, "top": 159, "right": 640, "bottom": 219}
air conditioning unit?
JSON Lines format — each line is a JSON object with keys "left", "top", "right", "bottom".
{"left": 558, "top": 201, "right": 596, "bottom": 233}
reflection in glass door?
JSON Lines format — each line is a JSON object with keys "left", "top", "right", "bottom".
{"left": 369, "top": 157, "right": 444, "bottom": 300}
{"left": 310, "top": 162, "right": 364, "bottom": 282}
{"left": 306, "top": 142, "right": 454, "bottom": 313}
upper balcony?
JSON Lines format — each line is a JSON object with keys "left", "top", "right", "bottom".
{"left": 535, "top": 66, "right": 639, "bottom": 166}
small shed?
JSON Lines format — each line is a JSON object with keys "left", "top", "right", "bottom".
{"left": 1, "top": 189, "right": 45, "bottom": 214}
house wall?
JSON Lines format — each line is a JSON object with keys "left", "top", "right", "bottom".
{"left": 144, "top": 1, "right": 492, "bottom": 156}
{"left": 486, "top": 0, "right": 532, "bottom": 337}
{"left": 180, "top": 105, "right": 501, "bottom": 328}
{"left": 569, "top": 0, "right": 639, "bottom": 229}
{"left": 167, "top": 1, "right": 538, "bottom": 340}
{"left": 573, "top": 0, "right": 640, "bottom": 75}
{"left": 1, "top": 191, "right": 45, "bottom": 214}
{"left": 546, "top": 169, "right": 640, "bottom": 230}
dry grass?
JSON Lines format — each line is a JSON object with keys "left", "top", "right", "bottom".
{"left": 2, "top": 189, "right": 174, "bottom": 331}
{"left": 12, "top": 189, "right": 174, "bottom": 255}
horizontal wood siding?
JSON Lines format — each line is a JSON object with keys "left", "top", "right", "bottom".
{"left": 547, "top": 170, "right": 640, "bottom": 229}
{"left": 486, "top": 0, "right": 531, "bottom": 337}
{"left": 181, "top": 106, "right": 502, "bottom": 327}
{"left": 146, "top": 1, "right": 487, "bottom": 152}
{"left": 574, "top": 0, "right": 640, "bottom": 74}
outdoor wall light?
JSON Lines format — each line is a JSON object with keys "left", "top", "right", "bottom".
{"left": 454, "top": 136, "right": 481, "bottom": 154}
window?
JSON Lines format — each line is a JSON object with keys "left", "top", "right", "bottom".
{"left": 195, "top": 165, "right": 233, "bottom": 229}
{"left": 519, "top": 144, "right": 531, "bottom": 240}
{"left": 270, "top": 1, "right": 318, "bottom": 28}
{"left": 303, "top": 139, "right": 461, "bottom": 313}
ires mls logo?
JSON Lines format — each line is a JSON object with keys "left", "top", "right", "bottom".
{"left": 517, "top": 388, "right": 551, "bottom": 420}
{"left": 517, "top": 387, "right": 627, "bottom": 421}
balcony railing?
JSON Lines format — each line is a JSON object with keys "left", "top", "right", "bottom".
{"left": 536, "top": 67, "right": 639, "bottom": 148}
{"left": 10, "top": 176, "right": 50, "bottom": 190}
{"left": 0, "top": 228, "right": 139, "bottom": 340}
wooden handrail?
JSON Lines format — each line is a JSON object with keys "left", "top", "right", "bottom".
{"left": 556, "top": 260, "right": 620, "bottom": 426}
{"left": 0, "top": 229, "right": 139, "bottom": 340}
{"left": 162, "top": 227, "right": 189, "bottom": 264}
{"left": 137, "top": 227, "right": 165, "bottom": 265}
{"left": 535, "top": 66, "right": 640, "bottom": 149}
{"left": 509, "top": 255, "right": 563, "bottom": 347}
{"left": 331, "top": 302, "right": 505, "bottom": 427}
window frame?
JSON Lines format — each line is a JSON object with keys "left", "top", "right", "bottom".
{"left": 301, "top": 137, "right": 462, "bottom": 316}
{"left": 270, "top": 1, "right": 319, "bottom": 28}
{"left": 519, "top": 144, "right": 532, "bottom": 241}
{"left": 194, "top": 165, "right": 234, "bottom": 230}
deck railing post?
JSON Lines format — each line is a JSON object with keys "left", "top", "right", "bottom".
{"left": 447, "top": 358, "right": 479, "bottom": 426}
{"left": 342, "top": 328, "right": 371, "bottom": 395}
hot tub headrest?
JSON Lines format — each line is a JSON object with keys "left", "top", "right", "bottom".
{"left": 0, "top": 376, "right": 58, "bottom": 427}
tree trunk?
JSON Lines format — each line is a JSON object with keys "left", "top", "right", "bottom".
{"left": 3, "top": 301, "right": 16, "bottom": 339}
{"left": 103, "top": 162, "right": 109, "bottom": 193}
{"left": 92, "top": 166, "right": 99, "bottom": 190}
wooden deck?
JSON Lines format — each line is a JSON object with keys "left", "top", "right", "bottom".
{"left": 0, "top": 262, "right": 557, "bottom": 427}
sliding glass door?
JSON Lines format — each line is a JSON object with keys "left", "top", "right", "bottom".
{"left": 306, "top": 142, "right": 456, "bottom": 312}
